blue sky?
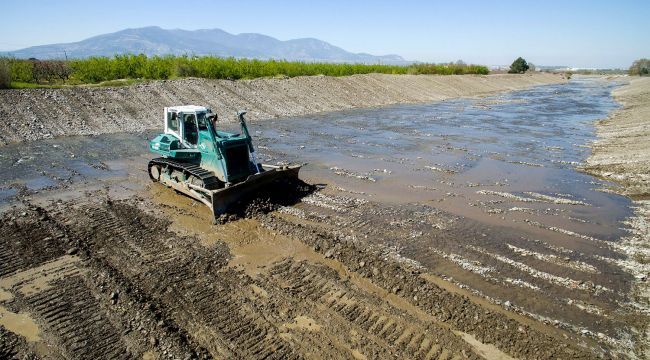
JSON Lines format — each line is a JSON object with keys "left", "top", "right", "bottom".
{"left": 2, "top": 0, "right": 648, "bottom": 68}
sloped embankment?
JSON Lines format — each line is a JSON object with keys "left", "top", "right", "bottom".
{"left": 582, "top": 76, "right": 650, "bottom": 358}
{"left": 583, "top": 76, "right": 650, "bottom": 197}
{"left": 0, "top": 73, "right": 565, "bottom": 145}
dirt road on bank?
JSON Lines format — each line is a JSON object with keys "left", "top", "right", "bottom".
{"left": 0, "top": 73, "right": 565, "bottom": 145}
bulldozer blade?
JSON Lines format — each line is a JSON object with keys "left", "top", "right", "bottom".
{"left": 210, "top": 165, "right": 301, "bottom": 222}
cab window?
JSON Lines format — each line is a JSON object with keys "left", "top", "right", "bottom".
{"left": 167, "top": 111, "right": 179, "bottom": 132}
{"left": 183, "top": 114, "right": 198, "bottom": 145}
{"left": 197, "top": 112, "right": 208, "bottom": 131}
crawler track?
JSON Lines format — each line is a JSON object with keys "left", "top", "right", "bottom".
{"left": 149, "top": 157, "right": 221, "bottom": 189}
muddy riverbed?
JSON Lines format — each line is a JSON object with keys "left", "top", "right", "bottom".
{"left": 1, "top": 78, "right": 647, "bottom": 359}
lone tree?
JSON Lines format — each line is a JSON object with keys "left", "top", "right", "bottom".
{"left": 508, "top": 57, "right": 530, "bottom": 74}
{"left": 629, "top": 58, "right": 650, "bottom": 76}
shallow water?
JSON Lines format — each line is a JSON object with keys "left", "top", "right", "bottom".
{"left": 0, "top": 132, "right": 150, "bottom": 210}
{"left": 251, "top": 77, "right": 631, "bottom": 242}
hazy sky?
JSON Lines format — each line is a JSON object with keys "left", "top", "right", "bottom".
{"left": 2, "top": 0, "right": 648, "bottom": 68}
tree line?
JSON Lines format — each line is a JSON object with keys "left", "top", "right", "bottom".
{"left": 0, "top": 55, "right": 490, "bottom": 88}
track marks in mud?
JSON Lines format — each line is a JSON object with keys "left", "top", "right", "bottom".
{"left": 428, "top": 248, "right": 540, "bottom": 292}
{"left": 260, "top": 212, "right": 596, "bottom": 359}
{"left": 468, "top": 245, "right": 610, "bottom": 294}
{"left": 299, "top": 191, "right": 619, "bottom": 294}
{"left": 0, "top": 211, "right": 67, "bottom": 277}
{"left": 66, "top": 202, "right": 301, "bottom": 359}
{"left": 0, "top": 246, "right": 24, "bottom": 279}
{"left": 267, "top": 258, "right": 477, "bottom": 360}
{"left": 290, "top": 189, "right": 644, "bottom": 355}
{"left": 0, "top": 199, "right": 562, "bottom": 359}
{"left": 54, "top": 201, "right": 482, "bottom": 359}
{"left": 22, "top": 276, "right": 129, "bottom": 359}
{"left": 0, "top": 198, "right": 628, "bottom": 359}
{"left": 0, "top": 325, "right": 38, "bottom": 360}
{"left": 505, "top": 244, "right": 600, "bottom": 274}
{"left": 0, "top": 207, "right": 132, "bottom": 359}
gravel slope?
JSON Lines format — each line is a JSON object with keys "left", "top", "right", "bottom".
{"left": 0, "top": 73, "right": 566, "bottom": 145}
{"left": 583, "top": 76, "right": 650, "bottom": 197}
{"left": 582, "top": 76, "right": 650, "bottom": 358}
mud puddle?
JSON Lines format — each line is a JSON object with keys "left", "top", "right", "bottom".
{"left": 0, "top": 78, "right": 646, "bottom": 358}
{"left": 0, "top": 131, "right": 155, "bottom": 211}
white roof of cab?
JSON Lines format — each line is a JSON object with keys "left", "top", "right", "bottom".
{"left": 167, "top": 105, "right": 211, "bottom": 113}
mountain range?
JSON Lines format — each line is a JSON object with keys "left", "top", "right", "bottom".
{"left": 5, "top": 26, "right": 407, "bottom": 64}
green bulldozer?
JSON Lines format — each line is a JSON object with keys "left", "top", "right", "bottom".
{"left": 148, "top": 105, "right": 301, "bottom": 222}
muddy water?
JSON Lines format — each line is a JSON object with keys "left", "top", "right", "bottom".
{"left": 0, "top": 132, "right": 154, "bottom": 210}
{"left": 251, "top": 77, "right": 630, "bottom": 241}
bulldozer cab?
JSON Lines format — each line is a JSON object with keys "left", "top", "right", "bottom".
{"left": 164, "top": 106, "right": 213, "bottom": 148}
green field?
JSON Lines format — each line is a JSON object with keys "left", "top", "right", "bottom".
{"left": 0, "top": 55, "right": 489, "bottom": 88}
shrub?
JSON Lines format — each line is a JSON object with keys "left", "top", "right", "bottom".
{"left": 174, "top": 57, "right": 196, "bottom": 77}
{"left": 0, "top": 58, "right": 10, "bottom": 89}
{"left": 31, "top": 60, "right": 72, "bottom": 83}
{"left": 7, "top": 58, "right": 33, "bottom": 82}
{"left": 508, "top": 57, "right": 529, "bottom": 74}
{"left": 628, "top": 58, "right": 650, "bottom": 76}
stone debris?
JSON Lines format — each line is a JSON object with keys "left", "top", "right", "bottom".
{"left": 329, "top": 167, "right": 376, "bottom": 182}
{"left": 468, "top": 245, "right": 611, "bottom": 294}
{"left": 506, "top": 243, "right": 600, "bottom": 274}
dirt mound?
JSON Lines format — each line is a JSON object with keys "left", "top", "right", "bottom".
{"left": 215, "top": 177, "right": 316, "bottom": 223}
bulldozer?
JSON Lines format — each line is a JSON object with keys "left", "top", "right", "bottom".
{"left": 148, "top": 105, "right": 301, "bottom": 222}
